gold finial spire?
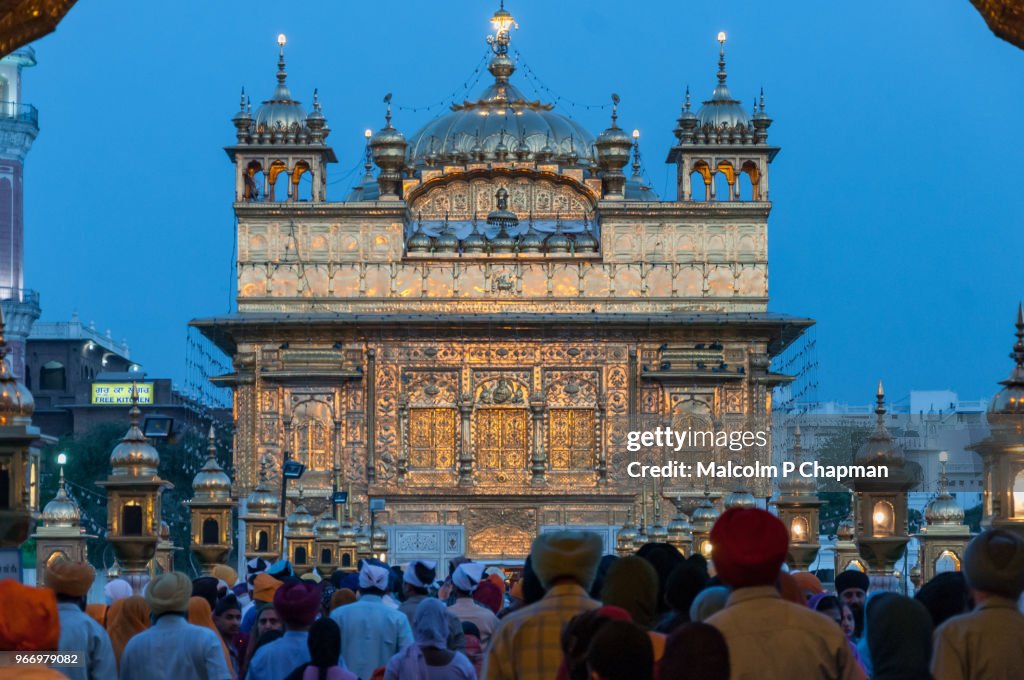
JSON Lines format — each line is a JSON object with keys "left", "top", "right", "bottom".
{"left": 207, "top": 424, "right": 217, "bottom": 460}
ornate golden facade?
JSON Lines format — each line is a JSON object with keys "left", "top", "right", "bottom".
{"left": 195, "top": 9, "right": 810, "bottom": 568}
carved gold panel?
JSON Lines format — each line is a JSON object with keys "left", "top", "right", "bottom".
{"left": 549, "top": 408, "right": 595, "bottom": 470}
{"left": 409, "top": 408, "right": 457, "bottom": 469}
{"left": 475, "top": 408, "right": 529, "bottom": 470}
{"left": 468, "top": 525, "right": 534, "bottom": 559}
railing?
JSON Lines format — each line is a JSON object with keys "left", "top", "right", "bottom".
{"left": 0, "top": 287, "right": 40, "bottom": 305}
{"left": 0, "top": 101, "right": 38, "bottom": 127}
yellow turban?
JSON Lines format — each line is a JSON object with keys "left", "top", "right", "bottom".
{"left": 0, "top": 579, "right": 60, "bottom": 651}
{"left": 44, "top": 557, "right": 96, "bottom": 598}
{"left": 145, "top": 571, "right": 192, "bottom": 615}
{"left": 210, "top": 564, "right": 238, "bottom": 586}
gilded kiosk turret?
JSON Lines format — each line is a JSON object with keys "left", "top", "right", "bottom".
{"left": 97, "top": 385, "right": 173, "bottom": 577}
{"left": 193, "top": 4, "right": 812, "bottom": 569}
{"left": 189, "top": 424, "right": 237, "bottom": 573}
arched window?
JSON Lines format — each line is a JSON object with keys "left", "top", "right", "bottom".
{"left": 871, "top": 500, "right": 895, "bottom": 537}
{"left": 202, "top": 518, "right": 219, "bottom": 545}
{"left": 715, "top": 162, "right": 736, "bottom": 201}
{"left": 342, "top": 553, "right": 352, "bottom": 568}
{"left": 257, "top": 530, "right": 269, "bottom": 552}
{"left": 690, "top": 162, "right": 713, "bottom": 201}
{"left": 740, "top": 161, "right": 760, "bottom": 200}
{"left": 294, "top": 546, "right": 307, "bottom": 565}
{"left": 935, "top": 550, "right": 960, "bottom": 574}
{"left": 40, "top": 361, "right": 66, "bottom": 391}
{"left": 292, "top": 161, "right": 312, "bottom": 202}
{"left": 320, "top": 547, "right": 332, "bottom": 564}
{"left": 268, "top": 161, "right": 288, "bottom": 202}
{"left": 122, "top": 504, "right": 143, "bottom": 536}
{"left": 1013, "top": 469, "right": 1024, "bottom": 518}
{"left": 244, "top": 161, "right": 264, "bottom": 201}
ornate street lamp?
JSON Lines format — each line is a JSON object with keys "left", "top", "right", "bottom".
{"left": 284, "top": 487, "right": 315, "bottom": 575}
{"left": 915, "top": 451, "right": 972, "bottom": 583}
{"left": 240, "top": 457, "right": 284, "bottom": 561}
{"left": 188, "top": 425, "right": 236, "bottom": 573}
{"left": 775, "top": 426, "right": 824, "bottom": 570}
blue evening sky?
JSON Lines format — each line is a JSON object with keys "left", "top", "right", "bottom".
{"left": 20, "top": 0, "right": 1023, "bottom": 405}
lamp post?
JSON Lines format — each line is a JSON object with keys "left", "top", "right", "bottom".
{"left": 915, "top": 450, "right": 972, "bottom": 584}
{"left": 775, "top": 426, "right": 824, "bottom": 570}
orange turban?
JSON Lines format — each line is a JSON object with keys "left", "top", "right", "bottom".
{"left": 329, "top": 587, "right": 357, "bottom": 611}
{"left": 44, "top": 558, "right": 96, "bottom": 598}
{"left": 252, "top": 573, "right": 282, "bottom": 603}
{"left": 85, "top": 604, "right": 108, "bottom": 627}
{"left": 0, "top": 580, "right": 60, "bottom": 651}
{"left": 791, "top": 571, "right": 824, "bottom": 599}
{"left": 107, "top": 595, "right": 150, "bottom": 667}
{"left": 776, "top": 572, "right": 806, "bottom": 605}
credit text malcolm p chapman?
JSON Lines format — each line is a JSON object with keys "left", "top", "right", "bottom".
{"left": 626, "top": 426, "right": 888, "bottom": 481}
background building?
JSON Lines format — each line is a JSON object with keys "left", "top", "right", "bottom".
{"left": 195, "top": 11, "right": 810, "bottom": 570}
{"left": 0, "top": 46, "right": 41, "bottom": 379}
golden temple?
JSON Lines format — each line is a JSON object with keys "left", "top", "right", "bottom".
{"left": 193, "top": 7, "right": 811, "bottom": 569}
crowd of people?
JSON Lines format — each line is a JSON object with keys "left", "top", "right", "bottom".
{"left": 2, "top": 508, "right": 1023, "bottom": 679}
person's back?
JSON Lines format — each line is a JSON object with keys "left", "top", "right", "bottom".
{"left": 331, "top": 564, "right": 413, "bottom": 680}
{"left": 707, "top": 587, "right": 858, "bottom": 680}
{"left": 932, "top": 597, "right": 1024, "bottom": 680}
{"left": 120, "top": 615, "right": 230, "bottom": 680}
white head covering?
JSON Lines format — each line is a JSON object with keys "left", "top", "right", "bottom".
{"left": 104, "top": 578, "right": 133, "bottom": 603}
{"left": 413, "top": 598, "right": 449, "bottom": 648}
{"left": 452, "top": 562, "right": 486, "bottom": 593}
{"left": 404, "top": 559, "right": 437, "bottom": 589}
{"left": 359, "top": 563, "right": 390, "bottom": 591}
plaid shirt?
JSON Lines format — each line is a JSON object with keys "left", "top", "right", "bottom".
{"left": 483, "top": 582, "right": 599, "bottom": 680}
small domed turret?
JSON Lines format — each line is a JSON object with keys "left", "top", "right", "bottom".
{"left": 854, "top": 382, "right": 904, "bottom": 466}
{"left": 192, "top": 425, "right": 232, "bottom": 502}
{"left": 109, "top": 387, "right": 160, "bottom": 477}
{"left": 41, "top": 468, "right": 80, "bottom": 528}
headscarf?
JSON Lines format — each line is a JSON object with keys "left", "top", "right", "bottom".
{"left": 44, "top": 557, "right": 96, "bottom": 597}
{"left": 530, "top": 531, "right": 603, "bottom": 590}
{"left": 273, "top": 580, "right": 321, "bottom": 627}
{"left": 188, "top": 596, "right": 235, "bottom": 678}
{"left": 104, "top": 578, "right": 133, "bottom": 604}
{"left": 473, "top": 579, "right": 503, "bottom": 614}
{"left": 588, "top": 554, "right": 618, "bottom": 599}
{"left": 635, "top": 543, "right": 685, "bottom": 615}
{"left": 689, "top": 586, "right": 730, "bottom": 623}
{"left": 586, "top": 620, "right": 654, "bottom": 680}
{"left": 558, "top": 606, "right": 633, "bottom": 680}
{"left": 329, "top": 588, "right": 356, "bottom": 611}
{"left": 146, "top": 572, "right": 192, "bottom": 615}
{"left": 914, "top": 571, "right": 971, "bottom": 627}
{"left": 387, "top": 598, "right": 455, "bottom": 678}
{"left": 791, "top": 571, "right": 824, "bottom": 599}
{"left": 857, "top": 591, "right": 932, "bottom": 680}
{"left": 664, "top": 557, "right": 709, "bottom": 618}
{"left": 85, "top": 604, "right": 108, "bottom": 626}
{"left": 963, "top": 528, "right": 1024, "bottom": 599}
{"left": 775, "top": 572, "right": 805, "bottom": 605}
{"left": 709, "top": 508, "right": 788, "bottom": 588}
{"left": 659, "top": 622, "right": 730, "bottom": 680}
{"left": 0, "top": 579, "right": 60, "bottom": 651}
{"left": 601, "top": 556, "right": 660, "bottom": 629}
{"left": 106, "top": 595, "right": 150, "bottom": 667}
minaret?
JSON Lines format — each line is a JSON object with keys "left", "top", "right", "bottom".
{"left": 0, "top": 47, "right": 41, "bottom": 379}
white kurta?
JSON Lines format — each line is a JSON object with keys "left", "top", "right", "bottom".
{"left": 119, "top": 614, "right": 231, "bottom": 680}
{"left": 56, "top": 602, "right": 117, "bottom": 680}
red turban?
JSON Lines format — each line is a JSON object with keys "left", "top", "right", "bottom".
{"left": 273, "top": 580, "right": 321, "bottom": 627}
{"left": 473, "top": 579, "right": 503, "bottom": 614}
{"left": 0, "top": 580, "right": 60, "bottom": 651}
{"left": 710, "top": 508, "right": 788, "bottom": 588}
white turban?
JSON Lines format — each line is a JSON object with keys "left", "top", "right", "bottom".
{"left": 404, "top": 559, "right": 437, "bottom": 589}
{"left": 359, "top": 563, "right": 390, "bottom": 591}
{"left": 104, "top": 578, "right": 133, "bottom": 603}
{"left": 452, "top": 562, "right": 486, "bottom": 593}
